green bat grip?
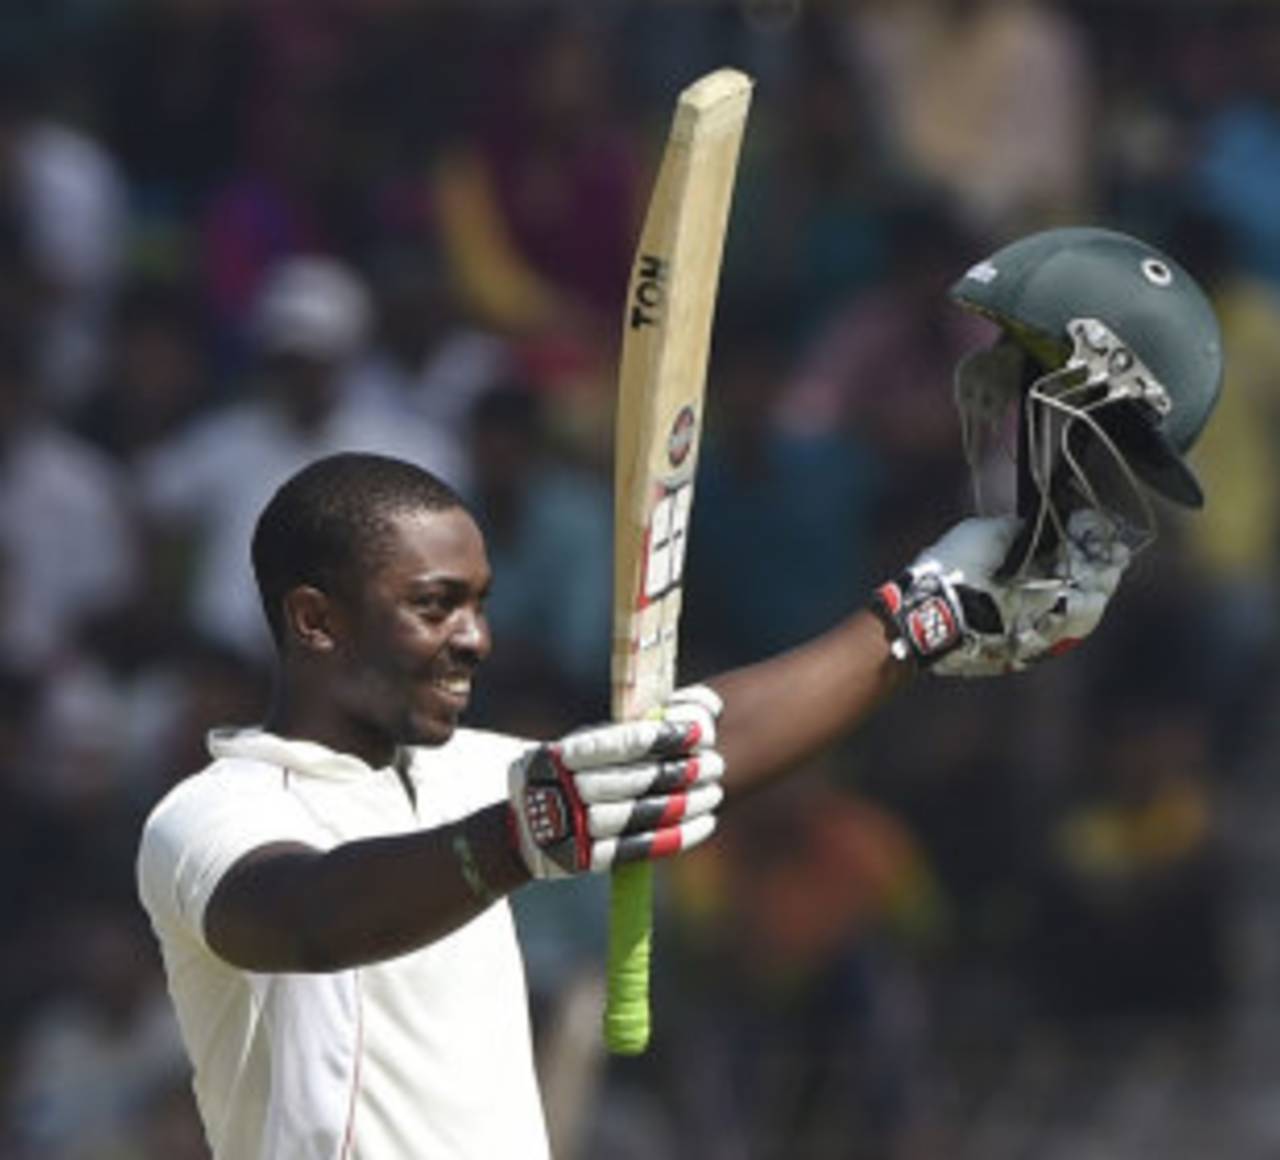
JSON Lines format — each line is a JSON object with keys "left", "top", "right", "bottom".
{"left": 604, "top": 860, "right": 653, "bottom": 1054}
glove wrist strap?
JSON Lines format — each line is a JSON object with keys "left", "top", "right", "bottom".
{"left": 871, "top": 573, "right": 965, "bottom": 666}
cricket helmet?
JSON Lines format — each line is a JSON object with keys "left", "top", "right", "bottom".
{"left": 948, "top": 227, "right": 1223, "bottom": 574}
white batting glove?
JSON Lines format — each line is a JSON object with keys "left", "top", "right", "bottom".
{"left": 508, "top": 685, "right": 725, "bottom": 879}
{"left": 872, "top": 511, "right": 1130, "bottom": 677}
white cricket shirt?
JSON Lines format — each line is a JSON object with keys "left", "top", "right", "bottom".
{"left": 136, "top": 728, "right": 550, "bottom": 1160}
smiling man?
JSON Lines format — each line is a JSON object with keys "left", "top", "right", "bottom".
{"left": 137, "top": 437, "right": 1134, "bottom": 1159}
{"left": 137, "top": 453, "right": 731, "bottom": 1159}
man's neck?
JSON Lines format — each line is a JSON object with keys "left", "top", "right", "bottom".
{"left": 263, "top": 697, "right": 397, "bottom": 771}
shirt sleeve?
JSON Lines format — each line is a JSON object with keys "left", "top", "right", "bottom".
{"left": 137, "top": 764, "right": 332, "bottom": 950}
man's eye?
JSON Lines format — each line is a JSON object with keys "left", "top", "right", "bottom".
{"left": 413, "top": 596, "right": 449, "bottom": 619}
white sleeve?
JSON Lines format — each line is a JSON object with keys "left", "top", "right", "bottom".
{"left": 136, "top": 767, "right": 332, "bottom": 950}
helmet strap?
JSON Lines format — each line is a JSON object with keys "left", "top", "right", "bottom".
{"left": 953, "top": 337, "right": 1028, "bottom": 516}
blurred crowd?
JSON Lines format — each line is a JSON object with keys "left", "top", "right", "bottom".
{"left": 2, "top": 1, "right": 1280, "bottom": 1158}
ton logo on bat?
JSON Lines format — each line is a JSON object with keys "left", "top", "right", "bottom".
{"left": 630, "top": 253, "right": 668, "bottom": 330}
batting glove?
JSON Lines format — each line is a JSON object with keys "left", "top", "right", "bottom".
{"left": 872, "top": 511, "right": 1130, "bottom": 677}
{"left": 508, "top": 685, "right": 725, "bottom": 879}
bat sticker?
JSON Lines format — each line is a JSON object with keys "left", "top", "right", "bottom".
{"left": 641, "top": 482, "right": 693, "bottom": 605}
{"left": 667, "top": 406, "right": 697, "bottom": 467}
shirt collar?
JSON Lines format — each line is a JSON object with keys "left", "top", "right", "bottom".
{"left": 207, "top": 727, "right": 390, "bottom": 781}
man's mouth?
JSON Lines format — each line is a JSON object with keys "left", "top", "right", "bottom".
{"left": 429, "top": 673, "right": 473, "bottom": 710}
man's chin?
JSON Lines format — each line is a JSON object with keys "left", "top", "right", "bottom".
{"left": 403, "top": 708, "right": 460, "bottom": 748}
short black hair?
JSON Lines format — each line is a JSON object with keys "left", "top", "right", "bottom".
{"left": 252, "top": 453, "right": 464, "bottom": 644}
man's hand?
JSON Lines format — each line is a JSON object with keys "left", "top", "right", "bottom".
{"left": 509, "top": 686, "right": 724, "bottom": 879}
{"left": 873, "top": 510, "right": 1130, "bottom": 677}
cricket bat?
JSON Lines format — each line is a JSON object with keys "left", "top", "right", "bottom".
{"left": 605, "top": 67, "right": 753, "bottom": 1056}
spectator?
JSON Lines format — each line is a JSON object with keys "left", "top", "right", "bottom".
{"left": 850, "top": 0, "right": 1095, "bottom": 234}
{"left": 198, "top": 83, "right": 373, "bottom": 360}
{"left": 730, "top": 19, "right": 893, "bottom": 347}
{"left": 137, "top": 255, "right": 464, "bottom": 658}
{"left": 0, "top": 68, "right": 127, "bottom": 409}
{"left": 685, "top": 312, "right": 882, "bottom": 668}
{"left": 346, "top": 246, "right": 514, "bottom": 446}
{"left": 775, "top": 202, "right": 990, "bottom": 574}
{"left": 432, "top": 11, "right": 640, "bottom": 344}
{"left": 98, "top": 1, "right": 255, "bottom": 218}
{"left": 464, "top": 381, "right": 611, "bottom": 722}
{"left": 0, "top": 326, "right": 138, "bottom": 672}
{"left": 1191, "top": 14, "right": 1280, "bottom": 287}
{"left": 1032, "top": 689, "right": 1226, "bottom": 1019}
{"left": 4, "top": 907, "right": 189, "bottom": 1160}
{"left": 74, "top": 278, "right": 213, "bottom": 465}
{"left": 1169, "top": 210, "right": 1280, "bottom": 769}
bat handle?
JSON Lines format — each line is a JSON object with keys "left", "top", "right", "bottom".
{"left": 604, "top": 861, "right": 653, "bottom": 1054}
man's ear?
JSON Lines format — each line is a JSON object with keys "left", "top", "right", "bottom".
{"left": 282, "top": 586, "right": 341, "bottom": 654}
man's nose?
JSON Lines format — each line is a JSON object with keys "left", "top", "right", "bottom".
{"left": 450, "top": 607, "right": 491, "bottom": 661}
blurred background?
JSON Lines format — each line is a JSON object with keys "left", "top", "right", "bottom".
{"left": 0, "top": 0, "right": 1278, "bottom": 1157}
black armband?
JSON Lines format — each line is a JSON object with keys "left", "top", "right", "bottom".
{"left": 452, "top": 829, "right": 500, "bottom": 907}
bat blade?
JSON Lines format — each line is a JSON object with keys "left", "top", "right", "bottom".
{"left": 605, "top": 67, "right": 752, "bottom": 1056}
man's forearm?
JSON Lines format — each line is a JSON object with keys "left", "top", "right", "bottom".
{"left": 708, "top": 608, "right": 912, "bottom": 800}
{"left": 206, "top": 803, "right": 531, "bottom": 974}
{"left": 305, "top": 803, "right": 532, "bottom": 967}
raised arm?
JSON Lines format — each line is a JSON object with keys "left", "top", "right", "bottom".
{"left": 709, "top": 609, "right": 908, "bottom": 799}
{"left": 707, "top": 510, "right": 1131, "bottom": 800}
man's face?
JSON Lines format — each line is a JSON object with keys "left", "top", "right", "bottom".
{"left": 330, "top": 507, "right": 493, "bottom": 749}
{"left": 264, "top": 351, "right": 338, "bottom": 430}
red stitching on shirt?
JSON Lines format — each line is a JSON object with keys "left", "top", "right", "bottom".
{"left": 339, "top": 971, "right": 364, "bottom": 1159}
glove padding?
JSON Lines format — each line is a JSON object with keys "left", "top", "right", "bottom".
{"left": 873, "top": 510, "right": 1130, "bottom": 677}
{"left": 509, "top": 685, "right": 724, "bottom": 879}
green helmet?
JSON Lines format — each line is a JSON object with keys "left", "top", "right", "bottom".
{"left": 945, "top": 227, "right": 1224, "bottom": 583}
{"left": 949, "top": 227, "right": 1223, "bottom": 510}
